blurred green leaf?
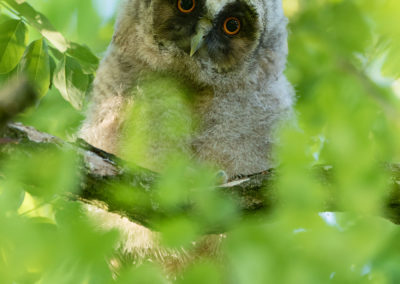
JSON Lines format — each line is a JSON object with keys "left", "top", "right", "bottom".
{"left": 53, "top": 55, "right": 89, "bottom": 110}
{"left": 0, "top": 183, "right": 25, "bottom": 212}
{"left": 17, "top": 87, "right": 84, "bottom": 139}
{"left": 121, "top": 74, "right": 194, "bottom": 171}
{"left": 1, "top": 146, "right": 80, "bottom": 198}
{"left": 117, "top": 264, "right": 167, "bottom": 284}
{"left": 18, "top": 38, "right": 50, "bottom": 98}
{"left": 357, "top": 0, "right": 400, "bottom": 77}
{"left": 177, "top": 262, "right": 223, "bottom": 284}
{"left": 0, "top": 19, "right": 27, "bottom": 74}
{"left": 0, "top": 0, "right": 400, "bottom": 283}
{"left": 159, "top": 216, "right": 199, "bottom": 248}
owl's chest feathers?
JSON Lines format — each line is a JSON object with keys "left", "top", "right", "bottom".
{"left": 189, "top": 80, "right": 282, "bottom": 176}
{"left": 111, "top": 61, "right": 288, "bottom": 176}
{"left": 89, "top": 48, "right": 289, "bottom": 176}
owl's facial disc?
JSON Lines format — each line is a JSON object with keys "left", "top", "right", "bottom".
{"left": 153, "top": 0, "right": 259, "bottom": 73}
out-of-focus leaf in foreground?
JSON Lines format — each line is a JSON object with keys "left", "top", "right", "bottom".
{"left": 358, "top": 0, "right": 400, "bottom": 77}
{"left": 0, "top": 0, "right": 400, "bottom": 283}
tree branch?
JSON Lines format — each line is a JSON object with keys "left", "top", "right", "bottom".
{"left": 1, "top": 122, "right": 400, "bottom": 230}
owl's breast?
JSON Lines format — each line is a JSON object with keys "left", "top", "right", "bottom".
{"left": 190, "top": 86, "right": 283, "bottom": 177}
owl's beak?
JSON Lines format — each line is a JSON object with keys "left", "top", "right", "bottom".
{"left": 190, "top": 19, "right": 212, "bottom": 57}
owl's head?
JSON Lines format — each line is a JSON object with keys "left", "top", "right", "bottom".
{"left": 114, "top": 0, "right": 288, "bottom": 87}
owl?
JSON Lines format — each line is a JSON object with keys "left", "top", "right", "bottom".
{"left": 79, "top": 0, "right": 295, "bottom": 273}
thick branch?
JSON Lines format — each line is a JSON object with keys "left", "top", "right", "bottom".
{"left": 1, "top": 122, "right": 400, "bottom": 229}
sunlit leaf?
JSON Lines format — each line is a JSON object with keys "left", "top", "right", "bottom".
{"left": 2, "top": 0, "right": 68, "bottom": 52}
{"left": 0, "top": 19, "right": 27, "bottom": 74}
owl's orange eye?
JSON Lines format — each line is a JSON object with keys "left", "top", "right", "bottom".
{"left": 223, "top": 17, "right": 241, "bottom": 36}
{"left": 177, "top": 0, "right": 195, "bottom": 13}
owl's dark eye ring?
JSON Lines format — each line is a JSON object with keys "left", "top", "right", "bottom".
{"left": 223, "top": 17, "right": 241, "bottom": 36}
{"left": 177, "top": 0, "right": 195, "bottom": 13}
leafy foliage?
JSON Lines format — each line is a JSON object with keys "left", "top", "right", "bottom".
{"left": 0, "top": 0, "right": 400, "bottom": 283}
{"left": 0, "top": 0, "right": 98, "bottom": 111}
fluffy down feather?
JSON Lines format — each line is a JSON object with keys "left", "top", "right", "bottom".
{"left": 79, "top": 0, "right": 295, "bottom": 274}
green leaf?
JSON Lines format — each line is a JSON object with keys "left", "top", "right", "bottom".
{"left": 1, "top": 1, "right": 99, "bottom": 76}
{"left": 0, "top": 13, "right": 13, "bottom": 24}
{"left": 2, "top": 0, "right": 68, "bottom": 52}
{"left": 0, "top": 19, "right": 28, "bottom": 74}
{"left": 49, "top": 55, "right": 56, "bottom": 87}
{"left": 18, "top": 38, "right": 50, "bottom": 98}
{"left": 48, "top": 46, "right": 63, "bottom": 61}
{"left": 383, "top": 47, "right": 400, "bottom": 78}
{"left": 66, "top": 43, "right": 99, "bottom": 74}
{"left": 53, "top": 55, "right": 89, "bottom": 110}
